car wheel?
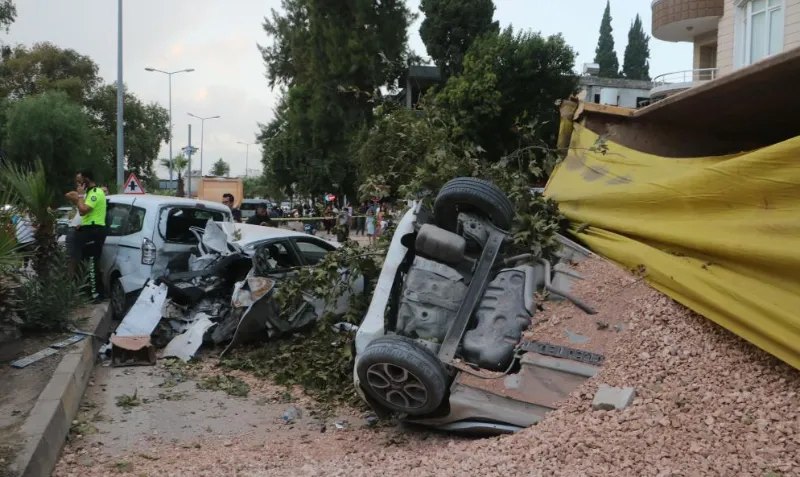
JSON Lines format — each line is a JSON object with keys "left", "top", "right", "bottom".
{"left": 433, "top": 177, "right": 515, "bottom": 233}
{"left": 356, "top": 336, "right": 448, "bottom": 416}
{"left": 110, "top": 278, "right": 130, "bottom": 320}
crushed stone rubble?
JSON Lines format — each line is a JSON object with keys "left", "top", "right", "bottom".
{"left": 54, "top": 257, "right": 799, "bottom": 477}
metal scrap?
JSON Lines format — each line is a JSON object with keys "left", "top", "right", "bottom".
{"left": 163, "top": 314, "right": 216, "bottom": 362}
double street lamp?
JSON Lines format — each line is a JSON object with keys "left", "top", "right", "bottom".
{"left": 236, "top": 141, "right": 259, "bottom": 178}
{"left": 144, "top": 67, "right": 194, "bottom": 185}
{"left": 187, "top": 113, "right": 220, "bottom": 176}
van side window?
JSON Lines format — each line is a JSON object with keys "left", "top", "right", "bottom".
{"left": 159, "top": 207, "right": 227, "bottom": 243}
{"left": 124, "top": 206, "right": 146, "bottom": 235}
{"left": 106, "top": 203, "right": 131, "bottom": 237}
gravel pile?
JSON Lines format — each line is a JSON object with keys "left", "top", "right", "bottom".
{"left": 54, "top": 257, "right": 800, "bottom": 477}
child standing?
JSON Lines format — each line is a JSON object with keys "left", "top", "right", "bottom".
{"left": 366, "top": 206, "right": 377, "bottom": 245}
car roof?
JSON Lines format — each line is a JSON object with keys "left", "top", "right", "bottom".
{"left": 219, "top": 222, "right": 339, "bottom": 248}
{"left": 107, "top": 194, "right": 231, "bottom": 213}
{"left": 242, "top": 198, "right": 270, "bottom": 203}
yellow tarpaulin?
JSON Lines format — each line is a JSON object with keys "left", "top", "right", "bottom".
{"left": 545, "top": 122, "right": 800, "bottom": 370}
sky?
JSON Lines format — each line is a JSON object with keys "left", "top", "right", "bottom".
{"left": 6, "top": 0, "right": 692, "bottom": 179}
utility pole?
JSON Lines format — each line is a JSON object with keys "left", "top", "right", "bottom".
{"left": 187, "top": 113, "right": 220, "bottom": 176}
{"left": 145, "top": 67, "right": 194, "bottom": 185}
{"left": 186, "top": 125, "right": 193, "bottom": 197}
{"left": 116, "top": 0, "right": 124, "bottom": 186}
{"left": 237, "top": 141, "right": 258, "bottom": 178}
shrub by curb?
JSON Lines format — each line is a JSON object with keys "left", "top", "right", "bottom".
{"left": 10, "top": 301, "right": 111, "bottom": 477}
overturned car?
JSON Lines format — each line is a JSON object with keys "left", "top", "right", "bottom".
{"left": 354, "top": 177, "right": 601, "bottom": 435}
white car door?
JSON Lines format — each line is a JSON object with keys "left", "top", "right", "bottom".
{"left": 100, "top": 201, "right": 132, "bottom": 284}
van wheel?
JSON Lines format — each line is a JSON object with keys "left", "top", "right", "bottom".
{"left": 356, "top": 336, "right": 448, "bottom": 416}
{"left": 110, "top": 278, "right": 132, "bottom": 319}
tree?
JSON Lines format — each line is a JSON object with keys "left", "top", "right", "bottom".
{"left": 622, "top": 14, "right": 651, "bottom": 81}
{"left": 211, "top": 158, "right": 230, "bottom": 177}
{"left": 0, "top": 0, "right": 15, "bottom": 32}
{"left": 84, "top": 84, "right": 169, "bottom": 182}
{"left": 2, "top": 92, "right": 103, "bottom": 195}
{"left": 258, "top": 0, "right": 415, "bottom": 199}
{"left": 593, "top": 1, "right": 620, "bottom": 78}
{"left": 434, "top": 27, "right": 578, "bottom": 168}
{"left": 160, "top": 155, "right": 188, "bottom": 197}
{"left": 0, "top": 42, "right": 100, "bottom": 103}
{"left": 419, "top": 0, "right": 499, "bottom": 77}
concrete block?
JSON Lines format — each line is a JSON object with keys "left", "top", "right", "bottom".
{"left": 38, "top": 372, "right": 80, "bottom": 418}
{"left": 592, "top": 384, "right": 636, "bottom": 411}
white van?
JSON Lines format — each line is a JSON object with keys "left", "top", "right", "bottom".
{"left": 101, "top": 195, "right": 233, "bottom": 318}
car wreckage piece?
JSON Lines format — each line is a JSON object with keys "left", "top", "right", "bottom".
{"left": 354, "top": 177, "right": 602, "bottom": 435}
{"left": 103, "top": 220, "right": 343, "bottom": 363}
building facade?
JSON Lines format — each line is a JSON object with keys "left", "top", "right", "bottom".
{"left": 578, "top": 75, "right": 655, "bottom": 108}
{"left": 651, "top": 0, "right": 800, "bottom": 98}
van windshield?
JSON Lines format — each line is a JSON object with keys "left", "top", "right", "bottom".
{"left": 241, "top": 202, "right": 269, "bottom": 211}
{"left": 158, "top": 206, "right": 229, "bottom": 243}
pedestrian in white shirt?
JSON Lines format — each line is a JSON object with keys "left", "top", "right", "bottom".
{"left": 13, "top": 214, "right": 35, "bottom": 269}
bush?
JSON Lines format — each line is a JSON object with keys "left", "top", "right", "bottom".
{"left": 14, "top": 250, "right": 88, "bottom": 332}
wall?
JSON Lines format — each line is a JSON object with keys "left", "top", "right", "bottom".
{"left": 578, "top": 77, "right": 655, "bottom": 108}
{"left": 582, "top": 86, "right": 653, "bottom": 108}
{"left": 716, "top": 0, "right": 736, "bottom": 75}
{"left": 786, "top": 1, "right": 800, "bottom": 49}
{"left": 693, "top": 30, "right": 719, "bottom": 69}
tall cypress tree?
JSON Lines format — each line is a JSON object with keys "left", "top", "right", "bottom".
{"left": 622, "top": 14, "right": 651, "bottom": 81}
{"left": 593, "top": 0, "right": 619, "bottom": 78}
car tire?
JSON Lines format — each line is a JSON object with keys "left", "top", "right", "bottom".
{"left": 356, "top": 336, "right": 448, "bottom": 416}
{"left": 433, "top": 177, "right": 515, "bottom": 232}
{"left": 110, "top": 278, "right": 132, "bottom": 320}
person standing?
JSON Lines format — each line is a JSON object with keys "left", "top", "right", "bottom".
{"left": 12, "top": 213, "right": 35, "bottom": 270}
{"left": 335, "top": 206, "right": 351, "bottom": 243}
{"left": 246, "top": 203, "right": 275, "bottom": 226}
{"left": 356, "top": 201, "right": 367, "bottom": 235}
{"left": 365, "top": 206, "right": 377, "bottom": 245}
{"left": 222, "top": 193, "right": 242, "bottom": 222}
{"left": 66, "top": 170, "right": 107, "bottom": 302}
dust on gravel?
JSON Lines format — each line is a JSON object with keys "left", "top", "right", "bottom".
{"left": 54, "top": 258, "right": 799, "bottom": 477}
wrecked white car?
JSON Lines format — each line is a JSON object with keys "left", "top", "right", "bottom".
{"left": 353, "top": 177, "right": 601, "bottom": 435}
{"left": 106, "top": 219, "right": 363, "bottom": 365}
{"left": 100, "top": 195, "right": 234, "bottom": 319}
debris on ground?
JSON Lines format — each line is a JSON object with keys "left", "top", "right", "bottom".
{"left": 196, "top": 374, "right": 250, "bottom": 397}
{"left": 55, "top": 257, "right": 800, "bottom": 476}
{"left": 591, "top": 384, "right": 635, "bottom": 411}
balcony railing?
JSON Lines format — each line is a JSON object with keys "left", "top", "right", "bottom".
{"left": 652, "top": 68, "right": 718, "bottom": 86}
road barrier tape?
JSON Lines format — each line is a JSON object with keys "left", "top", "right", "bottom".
{"left": 259, "top": 215, "right": 371, "bottom": 221}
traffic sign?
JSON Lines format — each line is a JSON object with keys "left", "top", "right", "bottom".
{"left": 123, "top": 173, "right": 146, "bottom": 195}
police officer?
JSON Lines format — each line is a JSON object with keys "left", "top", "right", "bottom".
{"left": 66, "top": 170, "right": 107, "bottom": 302}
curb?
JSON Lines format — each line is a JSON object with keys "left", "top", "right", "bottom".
{"left": 12, "top": 301, "right": 111, "bottom": 477}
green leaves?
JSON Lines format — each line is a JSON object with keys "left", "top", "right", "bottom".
{"left": 622, "top": 14, "right": 651, "bottom": 81}
{"left": 419, "top": 0, "right": 499, "bottom": 78}
{"left": 593, "top": 0, "right": 620, "bottom": 78}
{"left": 211, "top": 158, "right": 230, "bottom": 177}
{"left": 258, "top": 0, "right": 415, "bottom": 199}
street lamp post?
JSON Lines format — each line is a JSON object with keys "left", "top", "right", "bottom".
{"left": 187, "top": 113, "right": 220, "bottom": 176}
{"left": 236, "top": 141, "right": 258, "bottom": 178}
{"left": 116, "top": 0, "right": 124, "bottom": 186}
{"left": 144, "top": 67, "right": 194, "bottom": 186}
